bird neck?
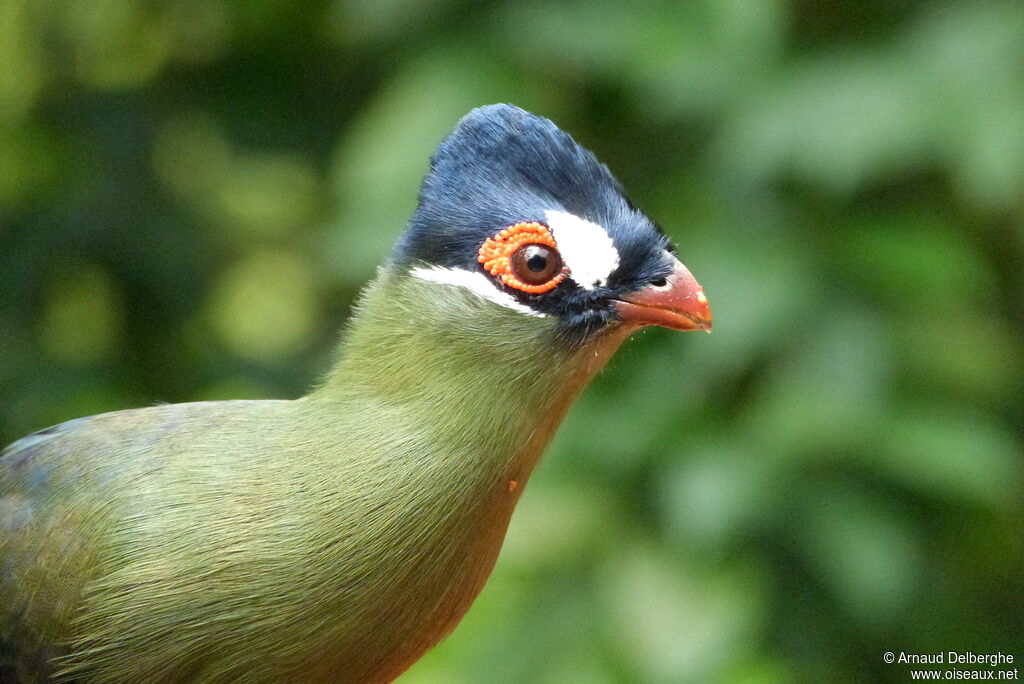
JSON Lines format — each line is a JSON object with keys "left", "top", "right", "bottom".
{"left": 311, "top": 268, "right": 629, "bottom": 480}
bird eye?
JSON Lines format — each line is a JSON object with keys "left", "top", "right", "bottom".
{"left": 478, "top": 222, "right": 568, "bottom": 294}
{"left": 511, "top": 244, "right": 562, "bottom": 286}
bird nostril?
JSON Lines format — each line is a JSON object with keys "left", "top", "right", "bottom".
{"left": 650, "top": 277, "right": 668, "bottom": 288}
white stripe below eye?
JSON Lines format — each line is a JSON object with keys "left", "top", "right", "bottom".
{"left": 409, "top": 266, "right": 547, "bottom": 317}
{"left": 545, "top": 210, "right": 620, "bottom": 290}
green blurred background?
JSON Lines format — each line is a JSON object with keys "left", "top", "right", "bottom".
{"left": 2, "top": 1, "right": 1022, "bottom": 681}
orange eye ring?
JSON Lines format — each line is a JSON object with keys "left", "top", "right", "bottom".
{"left": 478, "top": 222, "right": 567, "bottom": 294}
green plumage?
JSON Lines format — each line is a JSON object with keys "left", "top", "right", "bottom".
{"left": 1, "top": 269, "right": 629, "bottom": 682}
{"left": 1, "top": 103, "right": 713, "bottom": 682}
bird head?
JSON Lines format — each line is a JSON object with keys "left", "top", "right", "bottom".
{"left": 389, "top": 104, "right": 711, "bottom": 351}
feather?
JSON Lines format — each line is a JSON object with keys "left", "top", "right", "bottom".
{"left": 1, "top": 271, "right": 630, "bottom": 683}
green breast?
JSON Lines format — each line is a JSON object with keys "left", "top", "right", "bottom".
{"left": 0, "top": 270, "right": 626, "bottom": 682}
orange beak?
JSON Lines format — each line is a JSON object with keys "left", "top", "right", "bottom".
{"left": 613, "top": 258, "right": 712, "bottom": 332}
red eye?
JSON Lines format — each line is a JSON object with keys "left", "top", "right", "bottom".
{"left": 478, "top": 222, "right": 567, "bottom": 294}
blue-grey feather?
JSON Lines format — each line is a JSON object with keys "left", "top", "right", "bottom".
{"left": 391, "top": 104, "right": 675, "bottom": 346}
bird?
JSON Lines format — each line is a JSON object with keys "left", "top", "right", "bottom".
{"left": 0, "top": 104, "right": 711, "bottom": 683}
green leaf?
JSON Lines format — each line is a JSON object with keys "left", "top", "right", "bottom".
{"left": 799, "top": 485, "right": 922, "bottom": 625}
{"left": 869, "top": 406, "right": 1024, "bottom": 509}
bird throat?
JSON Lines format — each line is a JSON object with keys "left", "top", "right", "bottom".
{"left": 317, "top": 268, "right": 630, "bottom": 484}
{"left": 306, "top": 269, "right": 630, "bottom": 676}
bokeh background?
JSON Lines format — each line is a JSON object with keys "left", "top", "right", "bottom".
{"left": 2, "top": 1, "right": 1022, "bottom": 681}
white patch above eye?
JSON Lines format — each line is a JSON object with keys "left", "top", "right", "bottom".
{"left": 544, "top": 210, "right": 620, "bottom": 290}
{"left": 409, "top": 266, "right": 547, "bottom": 317}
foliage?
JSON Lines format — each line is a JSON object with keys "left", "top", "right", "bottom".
{"left": 1, "top": 1, "right": 1021, "bottom": 681}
